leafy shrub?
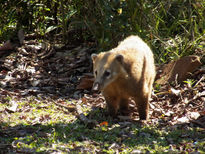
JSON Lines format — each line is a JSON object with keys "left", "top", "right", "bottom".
{"left": 0, "top": 0, "right": 204, "bottom": 63}
{"left": 71, "top": 0, "right": 204, "bottom": 62}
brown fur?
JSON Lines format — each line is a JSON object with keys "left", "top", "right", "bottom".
{"left": 91, "top": 35, "right": 155, "bottom": 120}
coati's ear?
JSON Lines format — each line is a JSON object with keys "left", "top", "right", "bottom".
{"left": 115, "top": 54, "right": 124, "bottom": 64}
{"left": 91, "top": 53, "right": 98, "bottom": 61}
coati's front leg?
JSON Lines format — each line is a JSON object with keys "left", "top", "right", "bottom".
{"left": 119, "top": 98, "right": 130, "bottom": 116}
{"left": 104, "top": 95, "right": 120, "bottom": 117}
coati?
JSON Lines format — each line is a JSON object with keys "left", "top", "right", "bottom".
{"left": 91, "top": 35, "right": 155, "bottom": 120}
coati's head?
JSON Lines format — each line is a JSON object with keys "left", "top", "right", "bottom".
{"left": 91, "top": 52, "right": 126, "bottom": 92}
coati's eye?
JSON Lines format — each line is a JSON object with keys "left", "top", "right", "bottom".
{"left": 104, "top": 70, "right": 111, "bottom": 78}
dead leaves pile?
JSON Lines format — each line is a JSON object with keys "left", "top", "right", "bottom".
{"left": 150, "top": 81, "right": 205, "bottom": 128}
{"left": 0, "top": 40, "right": 92, "bottom": 99}
{"left": 0, "top": 37, "right": 205, "bottom": 153}
{"left": 0, "top": 38, "right": 204, "bottom": 128}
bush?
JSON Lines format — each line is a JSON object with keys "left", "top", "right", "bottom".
{"left": 72, "top": 0, "right": 204, "bottom": 63}
{"left": 0, "top": 0, "right": 204, "bottom": 63}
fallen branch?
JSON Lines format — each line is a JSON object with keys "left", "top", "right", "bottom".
{"left": 194, "top": 76, "right": 205, "bottom": 88}
{"left": 186, "top": 91, "right": 205, "bottom": 105}
{"left": 191, "top": 119, "right": 205, "bottom": 128}
{"left": 76, "top": 104, "right": 96, "bottom": 127}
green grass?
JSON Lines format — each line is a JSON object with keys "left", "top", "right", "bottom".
{"left": 1, "top": 96, "right": 205, "bottom": 153}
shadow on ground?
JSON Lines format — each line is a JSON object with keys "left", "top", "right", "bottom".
{"left": 1, "top": 107, "right": 205, "bottom": 153}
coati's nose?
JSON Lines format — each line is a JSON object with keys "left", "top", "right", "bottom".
{"left": 92, "top": 82, "right": 100, "bottom": 92}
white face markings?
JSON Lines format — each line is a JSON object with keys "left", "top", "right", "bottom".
{"left": 112, "top": 71, "right": 117, "bottom": 77}
{"left": 94, "top": 70, "right": 97, "bottom": 77}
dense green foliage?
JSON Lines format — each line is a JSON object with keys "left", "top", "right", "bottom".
{"left": 0, "top": 0, "right": 204, "bottom": 63}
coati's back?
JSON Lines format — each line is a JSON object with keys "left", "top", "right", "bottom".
{"left": 114, "top": 35, "right": 155, "bottom": 86}
{"left": 91, "top": 35, "right": 155, "bottom": 120}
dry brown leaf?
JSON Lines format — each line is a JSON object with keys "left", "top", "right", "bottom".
{"left": 76, "top": 74, "right": 94, "bottom": 90}
{"left": 156, "top": 55, "right": 202, "bottom": 84}
{"left": 0, "top": 40, "right": 14, "bottom": 51}
{"left": 6, "top": 101, "right": 18, "bottom": 113}
{"left": 99, "top": 121, "right": 108, "bottom": 126}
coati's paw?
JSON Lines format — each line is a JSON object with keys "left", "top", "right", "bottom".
{"left": 120, "top": 109, "right": 130, "bottom": 116}
{"left": 106, "top": 106, "right": 118, "bottom": 117}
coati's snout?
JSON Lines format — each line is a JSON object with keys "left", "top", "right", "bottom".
{"left": 92, "top": 68, "right": 113, "bottom": 92}
{"left": 92, "top": 82, "right": 100, "bottom": 92}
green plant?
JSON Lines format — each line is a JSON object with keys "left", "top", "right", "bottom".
{"left": 0, "top": 0, "right": 204, "bottom": 63}
{"left": 184, "top": 79, "right": 196, "bottom": 88}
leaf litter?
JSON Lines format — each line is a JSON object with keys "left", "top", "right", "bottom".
{"left": 0, "top": 36, "right": 205, "bottom": 153}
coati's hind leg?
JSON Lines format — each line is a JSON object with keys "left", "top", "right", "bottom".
{"left": 134, "top": 79, "right": 153, "bottom": 120}
{"left": 133, "top": 93, "right": 149, "bottom": 120}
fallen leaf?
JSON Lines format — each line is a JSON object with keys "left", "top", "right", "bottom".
{"left": 164, "top": 110, "right": 174, "bottom": 117}
{"left": 99, "top": 121, "right": 108, "bottom": 126}
{"left": 189, "top": 112, "right": 200, "bottom": 120}
{"left": 177, "top": 116, "right": 189, "bottom": 124}
{"left": 6, "top": 101, "right": 18, "bottom": 113}
{"left": 156, "top": 55, "right": 201, "bottom": 84}
{"left": 170, "top": 88, "right": 181, "bottom": 96}
{"left": 200, "top": 110, "right": 205, "bottom": 116}
{"left": 76, "top": 74, "right": 94, "bottom": 90}
{"left": 0, "top": 40, "right": 14, "bottom": 51}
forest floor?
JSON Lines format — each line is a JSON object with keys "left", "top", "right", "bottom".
{"left": 0, "top": 37, "right": 205, "bottom": 153}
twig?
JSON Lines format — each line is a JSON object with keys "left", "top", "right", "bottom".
{"left": 53, "top": 102, "right": 76, "bottom": 112}
{"left": 186, "top": 91, "right": 205, "bottom": 105}
{"left": 194, "top": 76, "right": 205, "bottom": 88}
{"left": 191, "top": 119, "right": 205, "bottom": 128}
{"left": 155, "top": 91, "right": 171, "bottom": 96}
